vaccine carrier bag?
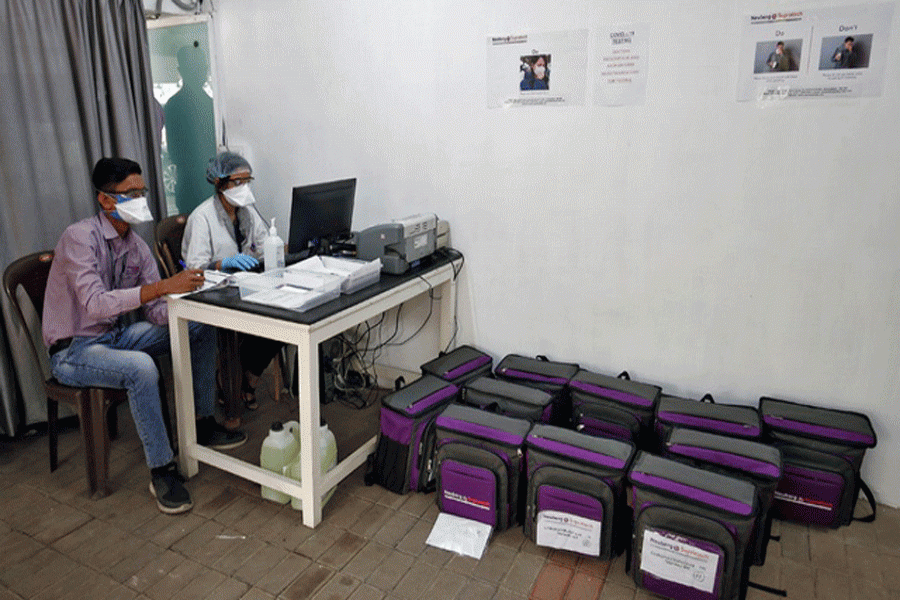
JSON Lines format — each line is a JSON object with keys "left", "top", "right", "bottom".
{"left": 655, "top": 394, "right": 762, "bottom": 449}
{"left": 759, "top": 396, "right": 877, "bottom": 528}
{"left": 569, "top": 369, "right": 661, "bottom": 448}
{"left": 434, "top": 404, "right": 531, "bottom": 530}
{"left": 371, "top": 375, "right": 459, "bottom": 494}
{"left": 421, "top": 345, "right": 493, "bottom": 387}
{"left": 462, "top": 376, "right": 554, "bottom": 422}
{"left": 629, "top": 453, "right": 758, "bottom": 600}
{"left": 494, "top": 354, "right": 580, "bottom": 425}
{"left": 524, "top": 424, "right": 635, "bottom": 559}
{"left": 664, "top": 427, "right": 782, "bottom": 566}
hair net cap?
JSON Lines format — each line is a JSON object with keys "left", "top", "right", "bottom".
{"left": 206, "top": 151, "right": 252, "bottom": 184}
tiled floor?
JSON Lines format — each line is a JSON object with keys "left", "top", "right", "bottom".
{"left": 1, "top": 379, "right": 898, "bottom": 600}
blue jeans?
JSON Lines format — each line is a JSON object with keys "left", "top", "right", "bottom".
{"left": 50, "top": 321, "right": 216, "bottom": 469}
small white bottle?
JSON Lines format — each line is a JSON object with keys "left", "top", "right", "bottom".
{"left": 264, "top": 217, "right": 285, "bottom": 271}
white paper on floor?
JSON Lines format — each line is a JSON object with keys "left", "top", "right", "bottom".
{"left": 425, "top": 512, "right": 493, "bottom": 559}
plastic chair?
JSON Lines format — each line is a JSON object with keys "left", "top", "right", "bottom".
{"left": 154, "top": 213, "right": 188, "bottom": 278}
{"left": 2, "top": 251, "right": 172, "bottom": 499}
{"left": 154, "top": 214, "right": 291, "bottom": 414}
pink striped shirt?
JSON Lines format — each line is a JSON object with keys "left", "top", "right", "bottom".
{"left": 42, "top": 213, "right": 165, "bottom": 347}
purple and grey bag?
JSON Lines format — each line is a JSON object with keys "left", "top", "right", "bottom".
{"left": 654, "top": 394, "right": 762, "bottom": 451}
{"left": 760, "top": 396, "right": 877, "bottom": 528}
{"left": 569, "top": 369, "right": 661, "bottom": 448}
{"left": 629, "top": 453, "right": 758, "bottom": 600}
{"left": 434, "top": 404, "right": 532, "bottom": 530}
{"left": 462, "top": 376, "right": 554, "bottom": 422}
{"left": 421, "top": 345, "right": 493, "bottom": 387}
{"left": 664, "top": 427, "right": 782, "bottom": 566}
{"left": 494, "top": 354, "right": 580, "bottom": 425}
{"left": 524, "top": 424, "right": 635, "bottom": 559}
{"left": 371, "top": 375, "right": 459, "bottom": 494}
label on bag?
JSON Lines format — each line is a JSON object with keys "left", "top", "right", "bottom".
{"left": 774, "top": 490, "right": 833, "bottom": 512}
{"left": 640, "top": 529, "right": 719, "bottom": 594}
{"left": 535, "top": 510, "right": 601, "bottom": 556}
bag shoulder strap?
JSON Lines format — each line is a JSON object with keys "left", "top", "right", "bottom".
{"left": 854, "top": 478, "right": 877, "bottom": 523}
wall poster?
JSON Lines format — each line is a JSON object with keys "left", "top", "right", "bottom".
{"left": 737, "top": 3, "right": 894, "bottom": 101}
{"left": 487, "top": 30, "right": 588, "bottom": 108}
{"left": 594, "top": 23, "right": 650, "bottom": 106}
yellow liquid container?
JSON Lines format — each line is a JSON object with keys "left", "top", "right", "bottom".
{"left": 284, "top": 423, "right": 338, "bottom": 511}
{"left": 259, "top": 420, "right": 299, "bottom": 504}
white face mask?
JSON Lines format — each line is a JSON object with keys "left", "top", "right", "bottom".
{"left": 111, "top": 196, "right": 153, "bottom": 224}
{"left": 534, "top": 65, "right": 546, "bottom": 78}
{"left": 222, "top": 184, "right": 256, "bottom": 207}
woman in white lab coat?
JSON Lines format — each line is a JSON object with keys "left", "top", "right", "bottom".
{"left": 182, "top": 152, "right": 282, "bottom": 424}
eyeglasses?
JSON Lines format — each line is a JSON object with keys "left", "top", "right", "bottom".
{"left": 99, "top": 187, "right": 149, "bottom": 199}
{"left": 224, "top": 176, "right": 254, "bottom": 188}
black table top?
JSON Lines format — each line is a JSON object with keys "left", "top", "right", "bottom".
{"left": 182, "top": 248, "right": 460, "bottom": 326}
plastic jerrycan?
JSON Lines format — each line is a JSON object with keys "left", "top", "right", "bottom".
{"left": 260, "top": 420, "right": 300, "bottom": 504}
{"left": 284, "top": 421, "right": 338, "bottom": 511}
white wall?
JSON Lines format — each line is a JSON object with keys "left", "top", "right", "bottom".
{"left": 212, "top": 0, "right": 900, "bottom": 507}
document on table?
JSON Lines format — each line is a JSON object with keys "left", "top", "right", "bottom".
{"left": 242, "top": 285, "right": 326, "bottom": 310}
{"left": 168, "top": 270, "right": 233, "bottom": 298}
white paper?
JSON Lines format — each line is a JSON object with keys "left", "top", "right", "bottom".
{"left": 167, "top": 270, "right": 231, "bottom": 298}
{"left": 202, "top": 270, "right": 231, "bottom": 286}
{"left": 594, "top": 24, "right": 649, "bottom": 106}
{"left": 737, "top": 3, "right": 894, "bottom": 102}
{"left": 282, "top": 269, "right": 340, "bottom": 291}
{"left": 487, "top": 30, "right": 588, "bottom": 108}
{"left": 242, "top": 285, "right": 327, "bottom": 311}
{"left": 425, "top": 512, "right": 492, "bottom": 560}
{"left": 535, "top": 510, "right": 601, "bottom": 556}
{"left": 640, "top": 529, "right": 720, "bottom": 594}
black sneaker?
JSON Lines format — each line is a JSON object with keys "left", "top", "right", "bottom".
{"left": 149, "top": 462, "right": 192, "bottom": 514}
{"left": 196, "top": 416, "right": 248, "bottom": 450}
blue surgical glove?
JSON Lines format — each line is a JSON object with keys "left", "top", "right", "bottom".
{"left": 221, "top": 254, "right": 259, "bottom": 271}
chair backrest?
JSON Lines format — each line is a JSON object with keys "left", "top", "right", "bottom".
{"left": 3, "top": 251, "right": 54, "bottom": 378}
{"left": 155, "top": 213, "right": 188, "bottom": 278}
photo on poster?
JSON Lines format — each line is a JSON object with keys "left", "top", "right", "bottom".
{"left": 487, "top": 30, "right": 588, "bottom": 108}
{"left": 519, "top": 54, "right": 552, "bottom": 90}
{"left": 818, "top": 33, "right": 873, "bottom": 70}
{"left": 753, "top": 39, "right": 802, "bottom": 73}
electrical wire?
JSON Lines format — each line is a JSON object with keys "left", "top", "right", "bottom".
{"left": 325, "top": 247, "right": 466, "bottom": 406}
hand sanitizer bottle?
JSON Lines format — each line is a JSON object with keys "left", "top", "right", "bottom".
{"left": 264, "top": 217, "right": 285, "bottom": 271}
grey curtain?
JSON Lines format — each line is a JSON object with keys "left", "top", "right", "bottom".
{"left": 0, "top": 0, "right": 164, "bottom": 436}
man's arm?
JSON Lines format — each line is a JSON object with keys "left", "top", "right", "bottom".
{"left": 138, "top": 246, "right": 205, "bottom": 325}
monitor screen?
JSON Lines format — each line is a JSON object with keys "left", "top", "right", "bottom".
{"left": 288, "top": 178, "right": 356, "bottom": 254}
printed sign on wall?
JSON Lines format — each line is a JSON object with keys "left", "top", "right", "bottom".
{"left": 487, "top": 30, "right": 588, "bottom": 108}
{"left": 737, "top": 3, "right": 894, "bottom": 101}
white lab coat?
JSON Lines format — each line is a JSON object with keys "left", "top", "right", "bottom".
{"left": 181, "top": 195, "right": 269, "bottom": 269}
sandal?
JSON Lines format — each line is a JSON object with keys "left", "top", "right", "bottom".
{"left": 242, "top": 378, "right": 259, "bottom": 410}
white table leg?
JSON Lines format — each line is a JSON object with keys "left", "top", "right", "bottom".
{"left": 297, "top": 332, "right": 323, "bottom": 527}
{"left": 169, "top": 311, "right": 199, "bottom": 477}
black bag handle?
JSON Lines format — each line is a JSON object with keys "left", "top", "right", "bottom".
{"left": 747, "top": 581, "right": 787, "bottom": 597}
{"left": 700, "top": 393, "right": 715, "bottom": 403}
{"left": 617, "top": 371, "right": 630, "bottom": 380}
{"left": 363, "top": 453, "right": 377, "bottom": 486}
{"left": 394, "top": 376, "right": 406, "bottom": 391}
{"left": 854, "top": 478, "right": 877, "bottom": 523}
{"left": 536, "top": 355, "right": 548, "bottom": 361}
{"left": 482, "top": 401, "right": 502, "bottom": 414}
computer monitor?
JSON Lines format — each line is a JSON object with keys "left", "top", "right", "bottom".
{"left": 288, "top": 178, "right": 356, "bottom": 254}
